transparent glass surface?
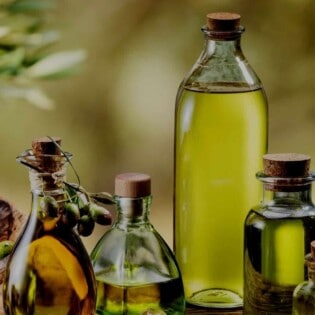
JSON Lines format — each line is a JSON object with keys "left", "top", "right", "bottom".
{"left": 91, "top": 196, "right": 185, "bottom": 315}
{"left": 174, "top": 26, "right": 268, "bottom": 308}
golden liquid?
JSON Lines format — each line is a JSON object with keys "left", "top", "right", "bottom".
{"left": 174, "top": 87, "right": 267, "bottom": 307}
{"left": 95, "top": 277, "right": 185, "bottom": 315}
{"left": 3, "top": 227, "right": 96, "bottom": 315}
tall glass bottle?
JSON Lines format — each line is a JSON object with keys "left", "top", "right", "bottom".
{"left": 3, "top": 137, "right": 96, "bottom": 315}
{"left": 244, "top": 153, "right": 315, "bottom": 314}
{"left": 293, "top": 241, "right": 315, "bottom": 314}
{"left": 174, "top": 12, "right": 268, "bottom": 308}
{"left": 91, "top": 173, "right": 185, "bottom": 315}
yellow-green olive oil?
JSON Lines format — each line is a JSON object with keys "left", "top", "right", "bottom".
{"left": 174, "top": 87, "right": 267, "bottom": 307}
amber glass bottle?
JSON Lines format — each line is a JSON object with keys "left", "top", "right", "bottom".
{"left": 3, "top": 137, "right": 96, "bottom": 315}
{"left": 244, "top": 153, "right": 315, "bottom": 314}
{"left": 174, "top": 12, "right": 268, "bottom": 308}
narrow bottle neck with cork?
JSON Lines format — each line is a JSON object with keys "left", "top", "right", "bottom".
{"left": 18, "top": 137, "right": 71, "bottom": 196}
{"left": 202, "top": 12, "right": 244, "bottom": 55}
{"left": 187, "top": 12, "right": 261, "bottom": 91}
{"left": 258, "top": 153, "right": 314, "bottom": 208}
{"left": 114, "top": 173, "right": 152, "bottom": 228}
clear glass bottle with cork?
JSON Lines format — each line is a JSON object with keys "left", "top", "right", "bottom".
{"left": 90, "top": 173, "right": 185, "bottom": 315}
{"left": 174, "top": 11, "right": 268, "bottom": 308}
{"left": 292, "top": 241, "right": 315, "bottom": 314}
{"left": 3, "top": 137, "right": 97, "bottom": 315}
{"left": 244, "top": 153, "right": 315, "bottom": 314}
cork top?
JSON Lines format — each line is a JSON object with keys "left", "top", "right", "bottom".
{"left": 115, "top": 173, "right": 151, "bottom": 198}
{"left": 263, "top": 153, "right": 311, "bottom": 177}
{"left": 32, "top": 137, "right": 62, "bottom": 156}
{"left": 206, "top": 12, "right": 241, "bottom": 31}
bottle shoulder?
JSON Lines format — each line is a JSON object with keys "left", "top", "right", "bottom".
{"left": 90, "top": 225, "right": 180, "bottom": 284}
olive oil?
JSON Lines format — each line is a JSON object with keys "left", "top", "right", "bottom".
{"left": 95, "top": 277, "right": 185, "bottom": 315}
{"left": 174, "top": 87, "right": 267, "bottom": 306}
{"left": 244, "top": 212, "right": 315, "bottom": 314}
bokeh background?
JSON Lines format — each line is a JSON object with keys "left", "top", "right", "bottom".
{"left": 1, "top": 0, "right": 315, "bottom": 251}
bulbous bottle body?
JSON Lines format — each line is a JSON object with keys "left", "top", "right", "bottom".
{"left": 174, "top": 13, "right": 268, "bottom": 308}
{"left": 293, "top": 280, "right": 315, "bottom": 314}
{"left": 3, "top": 144, "right": 96, "bottom": 315}
{"left": 91, "top": 196, "right": 185, "bottom": 315}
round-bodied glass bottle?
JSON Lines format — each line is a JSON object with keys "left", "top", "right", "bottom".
{"left": 91, "top": 173, "right": 185, "bottom": 315}
{"left": 293, "top": 241, "right": 315, "bottom": 314}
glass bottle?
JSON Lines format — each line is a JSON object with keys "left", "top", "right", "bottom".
{"left": 3, "top": 137, "right": 96, "bottom": 315}
{"left": 244, "top": 153, "right": 315, "bottom": 314}
{"left": 292, "top": 241, "right": 315, "bottom": 314}
{"left": 174, "top": 12, "right": 268, "bottom": 308}
{"left": 90, "top": 173, "right": 185, "bottom": 315}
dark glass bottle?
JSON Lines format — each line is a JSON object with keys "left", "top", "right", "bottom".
{"left": 293, "top": 241, "right": 315, "bottom": 314}
{"left": 174, "top": 12, "right": 268, "bottom": 308}
{"left": 244, "top": 153, "right": 315, "bottom": 314}
{"left": 3, "top": 137, "right": 96, "bottom": 315}
{"left": 91, "top": 173, "right": 185, "bottom": 315}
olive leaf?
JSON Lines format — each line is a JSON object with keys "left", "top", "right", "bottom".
{"left": 0, "top": 0, "right": 86, "bottom": 108}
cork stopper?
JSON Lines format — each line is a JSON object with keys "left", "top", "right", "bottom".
{"left": 31, "top": 136, "right": 63, "bottom": 173}
{"left": 206, "top": 12, "right": 241, "bottom": 31}
{"left": 32, "top": 136, "right": 61, "bottom": 156}
{"left": 263, "top": 153, "right": 311, "bottom": 177}
{"left": 115, "top": 173, "right": 151, "bottom": 198}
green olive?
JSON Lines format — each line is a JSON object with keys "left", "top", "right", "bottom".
{"left": 0, "top": 240, "right": 14, "bottom": 259}
{"left": 88, "top": 203, "right": 112, "bottom": 225}
{"left": 77, "top": 215, "right": 95, "bottom": 237}
{"left": 62, "top": 202, "right": 80, "bottom": 228}
{"left": 40, "top": 196, "right": 58, "bottom": 218}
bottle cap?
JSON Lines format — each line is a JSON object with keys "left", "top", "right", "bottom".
{"left": 115, "top": 173, "right": 151, "bottom": 198}
{"left": 206, "top": 12, "right": 241, "bottom": 31}
{"left": 32, "top": 136, "right": 62, "bottom": 156}
{"left": 263, "top": 153, "right": 311, "bottom": 177}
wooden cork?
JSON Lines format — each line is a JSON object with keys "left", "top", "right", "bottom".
{"left": 263, "top": 153, "right": 310, "bottom": 177}
{"left": 32, "top": 136, "right": 61, "bottom": 156}
{"left": 115, "top": 173, "right": 151, "bottom": 198}
{"left": 206, "top": 12, "right": 241, "bottom": 31}
{"left": 31, "top": 137, "right": 63, "bottom": 173}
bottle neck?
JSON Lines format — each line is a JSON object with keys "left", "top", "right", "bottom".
{"left": 114, "top": 196, "right": 152, "bottom": 228}
{"left": 29, "top": 166, "right": 67, "bottom": 196}
{"left": 258, "top": 172, "right": 314, "bottom": 207}
{"left": 184, "top": 26, "right": 261, "bottom": 92}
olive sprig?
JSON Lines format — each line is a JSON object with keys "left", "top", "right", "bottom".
{"left": 18, "top": 139, "right": 114, "bottom": 237}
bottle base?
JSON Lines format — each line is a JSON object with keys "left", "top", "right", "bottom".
{"left": 187, "top": 288, "right": 243, "bottom": 309}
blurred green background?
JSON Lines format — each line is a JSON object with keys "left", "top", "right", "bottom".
{"left": 1, "top": 0, "right": 315, "bottom": 251}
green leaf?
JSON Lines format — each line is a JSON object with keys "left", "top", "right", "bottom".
{"left": 8, "top": 0, "right": 56, "bottom": 12}
{"left": 25, "top": 49, "right": 87, "bottom": 79}
{"left": 0, "top": 83, "right": 54, "bottom": 109}
{"left": 0, "top": 47, "right": 24, "bottom": 70}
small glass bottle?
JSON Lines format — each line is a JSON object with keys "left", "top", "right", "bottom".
{"left": 244, "top": 153, "right": 315, "bottom": 314}
{"left": 90, "top": 173, "right": 185, "bottom": 315}
{"left": 174, "top": 12, "right": 268, "bottom": 308}
{"left": 3, "top": 137, "right": 96, "bottom": 315}
{"left": 292, "top": 241, "right": 315, "bottom": 314}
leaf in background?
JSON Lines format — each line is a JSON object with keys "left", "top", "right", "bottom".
{"left": 7, "top": 0, "right": 55, "bottom": 13}
{"left": 0, "top": 82, "right": 54, "bottom": 109}
{"left": 89, "top": 192, "right": 115, "bottom": 205}
{"left": 25, "top": 49, "right": 87, "bottom": 79}
{"left": 0, "top": 47, "right": 24, "bottom": 71}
